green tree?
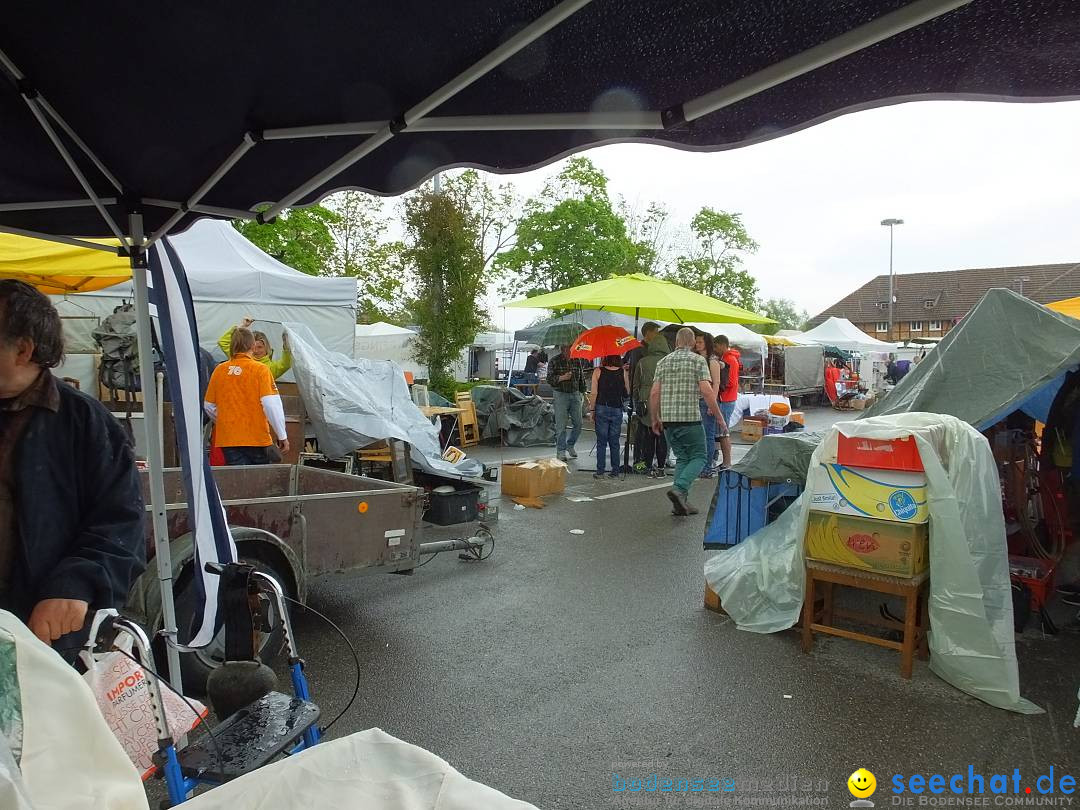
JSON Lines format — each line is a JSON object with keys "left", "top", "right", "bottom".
{"left": 623, "top": 200, "right": 673, "bottom": 276}
{"left": 439, "top": 170, "right": 517, "bottom": 273}
{"left": 325, "top": 192, "right": 409, "bottom": 324}
{"left": 753, "top": 297, "right": 810, "bottom": 335}
{"left": 404, "top": 188, "right": 488, "bottom": 398}
{"left": 233, "top": 205, "right": 340, "bottom": 277}
{"left": 494, "top": 156, "right": 640, "bottom": 299}
{"left": 662, "top": 207, "right": 760, "bottom": 310}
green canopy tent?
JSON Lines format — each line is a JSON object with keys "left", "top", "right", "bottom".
{"left": 503, "top": 273, "right": 773, "bottom": 325}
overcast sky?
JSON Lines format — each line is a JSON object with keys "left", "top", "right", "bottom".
{"left": 486, "top": 99, "right": 1080, "bottom": 334}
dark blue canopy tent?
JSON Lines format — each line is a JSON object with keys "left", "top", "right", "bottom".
{"left": 1, "top": 0, "right": 1078, "bottom": 690}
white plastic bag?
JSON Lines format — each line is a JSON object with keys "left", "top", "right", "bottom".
{"left": 81, "top": 611, "right": 208, "bottom": 778}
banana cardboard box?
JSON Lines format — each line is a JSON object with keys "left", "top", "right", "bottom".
{"left": 805, "top": 511, "right": 929, "bottom": 577}
{"left": 807, "top": 463, "right": 929, "bottom": 524}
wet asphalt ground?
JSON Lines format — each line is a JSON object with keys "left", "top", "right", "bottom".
{"left": 278, "top": 410, "right": 1080, "bottom": 810}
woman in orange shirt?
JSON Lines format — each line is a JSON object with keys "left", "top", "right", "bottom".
{"left": 204, "top": 328, "right": 289, "bottom": 465}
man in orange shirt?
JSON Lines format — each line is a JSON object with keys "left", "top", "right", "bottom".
{"left": 204, "top": 327, "right": 289, "bottom": 465}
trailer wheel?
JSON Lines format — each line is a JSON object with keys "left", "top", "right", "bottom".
{"left": 168, "top": 557, "right": 288, "bottom": 697}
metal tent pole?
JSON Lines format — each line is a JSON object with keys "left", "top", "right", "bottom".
{"left": 129, "top": 212, "right": 184, "bottom": 692}
{"left": 506, "top": 340, "right": 519, "bottom": 389}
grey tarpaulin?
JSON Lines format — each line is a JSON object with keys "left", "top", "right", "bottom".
{"left": 285, "top": 324, "right": 482, "bottom": 478}
{"left": 731, "top": 431, "right": 826, "bottom": 484}
{"left": 707, "top": 413, "right": 1041, "bottom": 714}
{"left": 734, "top": 289, "right": 1080, "bottom": 482}
{"left": 470, "top": 385, "right": 555, "bottom": 447}
{"left": 866, "top": 288, "right": 1080, "bottom": 430}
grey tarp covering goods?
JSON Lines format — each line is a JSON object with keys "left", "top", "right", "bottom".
{"left": 736, "top": 289, "right": 1080, "bottom": 482}
{"left": 706, "top": 414, "right": 1041, "bottom": 714}
{"left": 866, "top": 288, "right": 1080, "bottom": 430}
{"left": 779, "top": 344, "right": 825, "bottom": 392}
{"left": 470, "top": 385, "right": 555, "bottom": 447}
{"left": 285, "top": 324, "right": 483, "bottom": 478}
{"left": 731, "top": 431, "right": 826, "bottom": 484}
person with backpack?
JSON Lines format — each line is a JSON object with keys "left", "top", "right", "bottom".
{"left": 713, "top": 335, "right": 741, "bottom": 470}
{"left": 218, "top": 316, "right": 292, "bottom": 379}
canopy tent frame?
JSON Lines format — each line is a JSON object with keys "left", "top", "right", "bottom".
{"left": 0, "top": 0, "right": 976, "bottom": 693}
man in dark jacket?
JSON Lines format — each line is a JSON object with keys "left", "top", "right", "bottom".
{"left": 631, "top": 323, "right": 669, "bottom": 476}
{"left": 0, "top": 280, "right": 145, "bottom": 650}
{"left": 547, "top": 345, "right": 588, "bottom": 461}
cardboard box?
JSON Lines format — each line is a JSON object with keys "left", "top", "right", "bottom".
{"left": 849, "top": 397, "right": 870, "bottom": 410}
{"left": 808, "top": 463, "right": 929, "bottom": 524}
{"left": 741, "top": 422, "right": 763, "bottom": 443}
{"left": 805, "top": 511, "right": 929, "bottom": 577}
{"left": 837, "top": 434, "right": 923, "bottom": 472}
{"left": 501, "top": 458, "right": 567, "bottom": 498}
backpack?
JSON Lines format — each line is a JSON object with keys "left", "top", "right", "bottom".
{"left": 92, "top": 303, "right": 141, "bottom": 392}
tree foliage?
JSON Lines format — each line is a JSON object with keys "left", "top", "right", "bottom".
{"left": 404, "top": 188, "right": 488, "bottom": 397}
{"left": 233, "top": 206, "right": 340, "bottom": 277}
{"left": 439, "top": 170, "right": 517, "bottom": 272}
{"left": 753, "top": 298, "right": 811, "bottom": 335}
{"left": 660, "top": 207, "right": 760, "bottom": 311}
{"left": 494, "top": 157, "right": 643, "bottom": 299}
{"left": 325, "top": 192, "right": 408, "bottom": 324}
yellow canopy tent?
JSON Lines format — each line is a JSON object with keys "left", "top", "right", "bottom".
{"left": 0, "top": 232, "right": 127, "bottom": 294}
{"left": 1047, "top": 296, "right": 1080, "bottom": 320}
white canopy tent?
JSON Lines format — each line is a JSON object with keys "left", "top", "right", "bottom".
{"left": 354, "top": 322, "right": 427, "bottom": 380}
{"left": 801, "top": 316, "right": 897, "bottom": 355}
{"left": 54, "top": 219, "right": 358, "bottom": 364}
{"left": 683, "top": 321, "right": 768, "bottom": 361}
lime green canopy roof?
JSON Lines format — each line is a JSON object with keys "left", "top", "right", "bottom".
{"left": 503, "top": 273, "right": 772, "bottom": 324}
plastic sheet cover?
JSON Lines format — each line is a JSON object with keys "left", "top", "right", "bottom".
{"left": 285, "top": 324, "right": 483, "bottom": 478}
{"left": 706, "top": 413, "right": 1041, "bottom": 714}
{"left": 470, "top": 385, "right": 555, "bottom": 447}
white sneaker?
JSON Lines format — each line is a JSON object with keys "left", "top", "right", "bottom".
{"left": 557, "top": 451, "right": 568, "bottom": 461}
{"left": 567, "top": 447, "right": 578, "bottom": 459}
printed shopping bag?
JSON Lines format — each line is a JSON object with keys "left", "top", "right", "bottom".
{"left": 81, "top": 611, "right": 208, "bottom": 779}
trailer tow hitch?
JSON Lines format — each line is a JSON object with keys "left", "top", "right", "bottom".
{"left": 417, "top": 524, "right": 495, "bottom": 563}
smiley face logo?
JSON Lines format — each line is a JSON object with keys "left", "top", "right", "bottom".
{"left": 847, "top": 768, "right": 876, "bottom": 799}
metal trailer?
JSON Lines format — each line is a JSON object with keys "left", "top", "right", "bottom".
{"left": 125, "top": 464, "right": 485, "bottom": 690}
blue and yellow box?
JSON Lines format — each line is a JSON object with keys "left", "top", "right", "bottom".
{"left": 808, "top": 463, "right": 929, "bottom": 524}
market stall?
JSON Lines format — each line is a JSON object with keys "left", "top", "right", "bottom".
{"left": 718, "top": 290, "right": 1080, "bottom": 648}
{"left": 56, "top": 220, "right": 358, "bottom": 369}
{"left": 802, "top": 316, "right": 896, "bottom": 400}
{"left": 762, "top": 335, "right": 825, "bottom": 402}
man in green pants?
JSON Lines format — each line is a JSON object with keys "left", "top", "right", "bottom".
{"left": 649, "top": 327, "right": 726, "bottom": 516}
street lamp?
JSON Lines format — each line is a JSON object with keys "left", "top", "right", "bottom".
{"left": 1014, "top": 276, "right": 1031, "bottom": 297}
{"left": 881, "top": 218, "right": 904, "bottom": 338}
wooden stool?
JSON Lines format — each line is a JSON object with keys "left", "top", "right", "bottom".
{"left": 801, "top": 560, "right": 930, "bottom": 679}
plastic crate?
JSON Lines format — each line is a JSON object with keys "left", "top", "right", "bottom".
{"left": 1008, "top": 555, "right": 1056, "bottom": 609}
{"left": 423, "top": 483, "right": 480, "bottom": 526}
{"left": 837, "top": 433, "right": 923, "bottom": 472}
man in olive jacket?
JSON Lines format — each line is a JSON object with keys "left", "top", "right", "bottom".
{"left": 631, "top": 323, "right": 669, "bottom": 476}
{"left": 0, "top": 280, "right": 144, "bottom": 651}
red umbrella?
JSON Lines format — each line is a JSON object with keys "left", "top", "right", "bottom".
{"left": 569, "top": 325, "right": 641, "bottom": 360}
